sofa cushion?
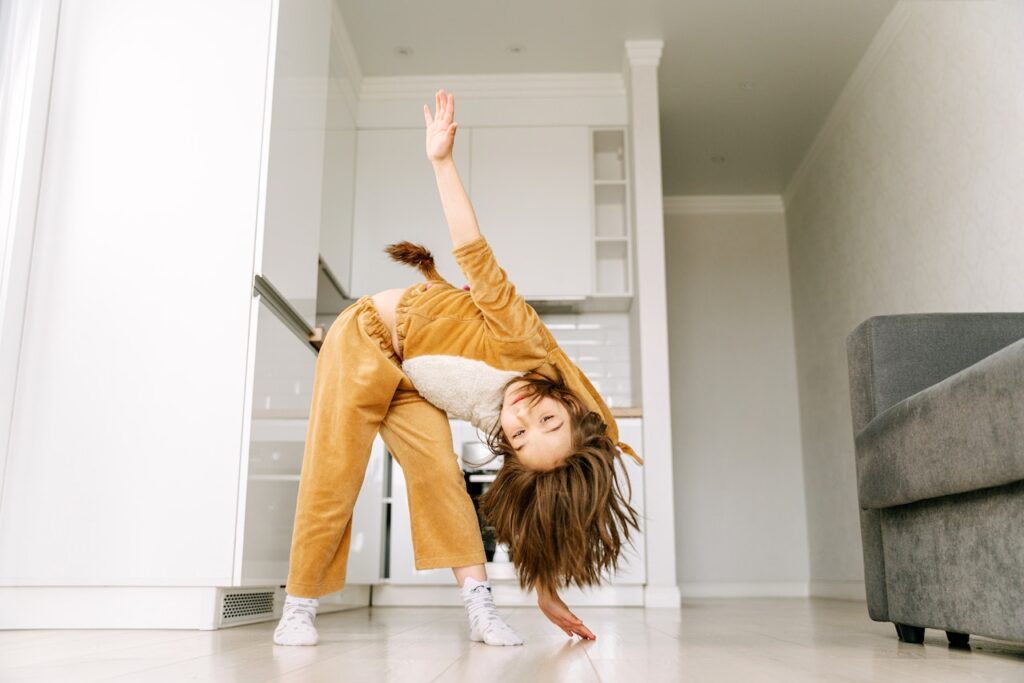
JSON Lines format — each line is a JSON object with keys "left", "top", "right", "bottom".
{"left": 855, "top": 336, "right": 1024, "bottom": 509}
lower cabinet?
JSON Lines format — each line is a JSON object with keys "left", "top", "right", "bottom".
{"left": 606, "top": 418, "right": 646, "bottom": 585}
{"left": 345, "top": 434, "right": 389, "bottom": 584}
{"left": 386, "top": 455, "right": 458, "bottom": 585}
{"left": 384, "top": 418, "right": 646, "bottom": 588}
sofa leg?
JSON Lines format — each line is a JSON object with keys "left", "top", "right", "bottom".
{"left": 946, "top": 631, "right": 970, "bottom": 647}
{"left": 894, "top": 623, "right": 925, "bottom": 643}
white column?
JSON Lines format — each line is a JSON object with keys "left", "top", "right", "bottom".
{"left": 624, "top": 40, "right": 681, "bottom": 608}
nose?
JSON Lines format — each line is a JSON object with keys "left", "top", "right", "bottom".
{"left": 513, "top": 398, "right": 532, "bottom": 419}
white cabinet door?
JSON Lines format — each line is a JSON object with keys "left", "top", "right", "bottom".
{"left": 468, "top": 126, "right": 592, "bottom": 298}
{"left": 242, "top": 418, "right": 309, "bottom": 586}
{"left": 317, "top": 34, "right": 358, "bottom": 295}
{"left": 259, "top": 0, "right": 331, "bottom": 326}
{"left": 241, "top": 299, "right": 386, "bottom": 586}
{"left": 608, "top": 418, "right": 646, "bottom": 584}
{"left": 387, "top": 453, "right": 458, "bottom": 585}
{"left": 346, "top": 434, "right": 388, "bottom": 584}
{"left": 241, "top": 299, "right": 316, "bottom": 585}
{"left": 319, "top": 127, "right": 356, "bottom": 295}
{"left": 350, "top": 128, "right": 472, "bottom": 297}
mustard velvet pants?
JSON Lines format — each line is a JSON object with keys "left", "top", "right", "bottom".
{"left": 284, "top": 293, "right": 486, "bottom": 598}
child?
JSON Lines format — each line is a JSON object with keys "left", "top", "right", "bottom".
{"left": 274, "top": 89, "right": 643, "bottom": 647}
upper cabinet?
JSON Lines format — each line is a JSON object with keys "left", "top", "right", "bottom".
{"left": 349, "top": 125, "right": 595, "bottom": 299}
{"left": 350, "top": 128, "right": 472, "bottom": 295}
{"left": 468, "top": 126, "right": 593, "bottom": 299}
{"left": 258, "top": 0, "right": 331, "bottom": 327}
{"left": 317, "top": 6, "right": 359, "bottom": 297}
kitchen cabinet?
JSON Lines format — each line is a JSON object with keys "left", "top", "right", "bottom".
{"left": 468, "top": 126, "right": 593, "bottom": 298}
{"left": 258, "top": 0, "right": 331, "bottom": 328}
{"left": 241, "top": 300, "right": 316, "bottom": 585}
{"left": 350, "top": 128, "right": 472, "bottom": 296}
{"left": 385, "top": 418, "right": 645, "bottom": 590}
{"left": 317, "top": 17, "right": 359, "bottom": 295}
{"left": 605, "top": 418, "right": 646, "bottom": 584}
{"left": 386, "top": 419, "right": 468, "bottom": 585}
{"left": 349, "top": 125, "right": 595, "bottom": 300}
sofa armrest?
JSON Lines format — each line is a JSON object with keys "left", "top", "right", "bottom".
{"left": 846, "top": 313, "right": 1024, "bottom": 434}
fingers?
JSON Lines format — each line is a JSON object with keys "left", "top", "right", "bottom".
{"left": 423, "top": 104, "right": 432, "bottom": 126}
{"left": 573, "top": 622, "right": 597, "bottom": 640}
{"left": 432, "top": 89, "right": 454, "bottom": 123}
{"left": 564, "top": 623, "right": 595, "bottom": 639}
{"left": 552, "top": 612, "right": 595, "bottom": 640}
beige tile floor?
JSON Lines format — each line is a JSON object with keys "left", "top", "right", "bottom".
{"left": 2, "top": 598, "right": 1023, "bottom": 682}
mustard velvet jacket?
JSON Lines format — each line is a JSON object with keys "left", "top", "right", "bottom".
{"left": 394, "top": 234, "right": 643, "bottom": 466}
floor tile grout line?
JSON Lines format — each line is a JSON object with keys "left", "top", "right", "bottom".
{"left": 428, "top": 649, "right": 469, "bottom": 682}
{"left": 582, "top": 641, "right": 604, "bottom": 682}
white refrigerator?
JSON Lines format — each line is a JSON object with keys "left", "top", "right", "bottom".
{"left": 0, "top": 0, "right": 382, "bottom": 629}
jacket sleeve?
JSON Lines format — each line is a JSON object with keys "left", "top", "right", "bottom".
{"left": 451, "top": 235, "right": 542, "bottom": 341}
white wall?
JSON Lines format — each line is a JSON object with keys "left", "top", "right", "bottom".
{"left": 784, "top": 0, "right": 1024, "bottom": 596}
{"left": 664, "top": 208, "right": 809, "bottom": 596}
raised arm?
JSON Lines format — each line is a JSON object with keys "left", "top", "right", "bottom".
{"left": 424, "top": 89, "right": 479, "bottom": 249}
{"left": 423, "top": 90, "right": 541, "bottom": 341}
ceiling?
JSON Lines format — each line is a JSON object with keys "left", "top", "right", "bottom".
{"left": 336, "top": 0, "right": 898, "bottom": 196}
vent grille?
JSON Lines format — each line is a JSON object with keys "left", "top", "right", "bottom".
{"left": 221, "top": 590, "right": 276, "bottom": 624}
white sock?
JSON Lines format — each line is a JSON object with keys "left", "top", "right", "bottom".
{"left": 273, "top": 593, "right": 319, "bottom": 646}
{"left": 460, "top": 577, "right": 524, "bottom": 646}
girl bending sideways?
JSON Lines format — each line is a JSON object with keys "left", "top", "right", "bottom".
{"left": 274, "top": 89, "right": 643, "bottom": 647}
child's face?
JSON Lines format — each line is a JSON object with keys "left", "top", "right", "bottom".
{"left": 499, "top": 379, "right": 572, "bottom": 471}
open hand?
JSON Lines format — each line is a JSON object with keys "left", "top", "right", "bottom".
{"left": 537, "top": 589, "right": 596, "bottom": 640}
{"left": 424, "top": 89, "right": 458, "bottom": 162}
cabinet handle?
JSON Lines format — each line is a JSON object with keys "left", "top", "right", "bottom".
{"left": 253, "top": 274, "right": 321, "bottom": 352}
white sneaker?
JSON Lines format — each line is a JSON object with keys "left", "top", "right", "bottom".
{"left": 273, "top": 595, "right": 319, "bottom": 646}
{"left": 460, "top": 577, "right": 524, "bottom": 646}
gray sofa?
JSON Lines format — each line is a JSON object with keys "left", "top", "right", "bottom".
{"left": 846, "top": 313, "right": 1024, "bottom": 646}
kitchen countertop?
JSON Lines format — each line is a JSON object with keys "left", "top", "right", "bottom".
{"left": 610, "top": 407, "right": 642, "bottom": 418}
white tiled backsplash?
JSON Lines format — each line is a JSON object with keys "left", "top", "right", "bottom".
{"left": 538, "top": 312, "right": 633, "bottom": 408}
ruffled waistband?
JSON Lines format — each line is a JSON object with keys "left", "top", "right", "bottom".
{"left": 394, "top": 283, "right": 430, "bottom": 360}
{"left": 353, "top": 295, "right": 400, "bottom": 364}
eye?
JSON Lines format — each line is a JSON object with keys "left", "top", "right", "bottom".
{"left": 542, "top": 415, "right": 554, "bottom": 423}
{"left": 513, "top": 429, "right": 524, "bottom": 438}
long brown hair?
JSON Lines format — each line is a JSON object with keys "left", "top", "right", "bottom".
{"left": 477, "top": 374, "right": 642, "bottom": 596}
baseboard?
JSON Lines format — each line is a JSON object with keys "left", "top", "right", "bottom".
{"left": 320, "top": 585, "right": 372, "bottom": 612}
{"left": 0, "top": 584, "right": 371, "bottom": 630}
{"left": 644, "top": 583, "right": 683, "bottom": 608}
{"left": 370, "top": 581, "right": 646, "bottom": 607}
{"left": 809, "top": 581, "right": 867, "bottom": 601}
{"left": 680, "top": 581, "right": 810, "bottom": 599}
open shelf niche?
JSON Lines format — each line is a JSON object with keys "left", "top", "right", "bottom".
{"left": 591, "top": 128, "right": 632, "bottom": 297}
